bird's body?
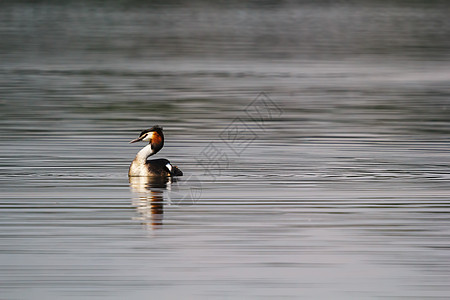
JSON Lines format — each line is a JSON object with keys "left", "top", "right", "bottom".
{"left": 128, "top": 126, "right": 183, "bottom": 177}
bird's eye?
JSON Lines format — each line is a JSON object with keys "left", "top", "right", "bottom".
{"left": 141, "top": 133, "right": 152, "bottom": 142}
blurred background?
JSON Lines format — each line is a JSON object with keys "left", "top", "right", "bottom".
{"left": 1, "top": 0, "right": 449, "bottom": 299}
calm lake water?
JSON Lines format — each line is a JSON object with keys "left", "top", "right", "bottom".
{"left": 1, "top": 1, "right": 450, "bottom": 299}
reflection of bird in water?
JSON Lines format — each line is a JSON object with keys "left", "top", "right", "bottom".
{"left": 128, "top": 125, "right": 183, "bottom": 177}
{"left": 129, "top": 176, "right": 174, "bottom": 230}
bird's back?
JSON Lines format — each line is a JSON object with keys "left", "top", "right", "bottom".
{"left": 146, "top": 158, "right": 183, "bottom": 177}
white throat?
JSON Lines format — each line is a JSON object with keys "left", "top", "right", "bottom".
{"left": 128, "top": 144, "right": 155, "bottom": 177}
{"left": 134, "top": 144, "right": 154, "bottom": 164}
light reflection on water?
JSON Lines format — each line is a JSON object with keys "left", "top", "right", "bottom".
{"left": 1, "top": 1, "right": 450, "bottom": 299}
{"left": 130, "top": 176, "right": 170, "bottom": 231}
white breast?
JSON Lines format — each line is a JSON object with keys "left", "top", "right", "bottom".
{"left": 128, "top": 144, "right": 153, "bottom": 177}
{"left": 128, "top": 160, "right": 150, "bottom": 177}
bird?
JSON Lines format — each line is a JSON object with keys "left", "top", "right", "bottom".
{"left": 128, "top": 125, "right": 183, "bottom": 177}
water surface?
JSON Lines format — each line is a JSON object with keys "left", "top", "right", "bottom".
{"left": 1, "top": 1, "right": 450, "bottom": 299}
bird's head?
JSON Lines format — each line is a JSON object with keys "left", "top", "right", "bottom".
{"left": 129, "top": 125, "right": 164, "bottom": 155}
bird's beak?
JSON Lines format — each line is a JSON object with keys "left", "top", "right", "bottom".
{"left": 129, "top": 136, "right": 144, "bottom": 144}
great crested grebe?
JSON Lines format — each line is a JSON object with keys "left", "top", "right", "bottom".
{"left": 128, "top": 125, "right": 183, "bottom": 177}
